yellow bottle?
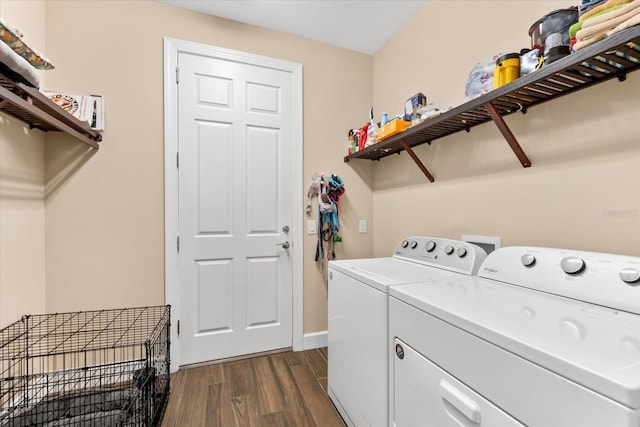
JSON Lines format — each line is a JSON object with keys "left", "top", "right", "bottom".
{"left": 494, "top": 53, "right": 521, "bottom": 89}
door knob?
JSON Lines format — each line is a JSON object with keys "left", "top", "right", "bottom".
{"left": 276, "top": 241, "right": 290, "bottom": 249}
{"left": 282, "top": 225, "right": 290, "bottom": 233}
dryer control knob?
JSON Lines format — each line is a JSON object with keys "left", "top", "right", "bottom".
{"left": 410, "top": 240, "right": 418, "bottom": 249}
{"left": 401, "top": 240, "right": 409, "bottom": 248}
{"left": 561, "top": 257, "right": 585, "bottom": 275}
{"left": 425, "top": 241, "right": 436, "bottom": 252}
{"left": 456, "top": 247, "right": 468, "bottom": 258}
{"left": 619, "top": 267, "right": 640, "bottom": 284}
{"left": 521, "top": 254, "right": 536, "bottom": 267}
{"left": 445, "top": 245, "right": 454, "bottom": 255}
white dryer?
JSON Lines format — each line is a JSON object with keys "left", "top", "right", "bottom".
{"left": 328, "top": 237, "right": 487, "bottom": 427}
{"left": 389, "top": 246, "right": 640, "bottom": 427}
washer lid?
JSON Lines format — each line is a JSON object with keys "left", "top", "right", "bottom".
{"left": 390, "top": 277, "right": 640, "bottom": 409}
{"left": 329, "top": 257, "right": 459, "bottom": 293}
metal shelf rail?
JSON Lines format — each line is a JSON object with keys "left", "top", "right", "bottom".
{"left": 0, "top": 74, "right": 102, "bottom": 149}
{"left": 345, "top": 25, "right": 640, "bottom": 182}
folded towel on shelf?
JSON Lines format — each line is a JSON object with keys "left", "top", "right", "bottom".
{"left": 579, "top": 0, "right": 640, "bottom": 37}
{"left": 570, "top": 3, "right": 629, "bottom": 37}
{"left": 573, "top": 32, "right": 609, "bottom": 50}
{"left": 0, "top": 38, "right": 39, "bottom": 87}
{"left": 580, "top": 0, "right": 633, "bottom": 21}
{"left": 570, "top": 21, "right": 584, "bottom": 38}
{"left": 575, "top": 0, "right": 640, "bottom": 50}
{"left": 607, "top": 7, "right": 640, "bottom": 34}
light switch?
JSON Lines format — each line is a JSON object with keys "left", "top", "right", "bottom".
{"left": 308, "top": 220, "right": 317, "bottom": 234}
{"left": 359, "top": 220, "right": 367, "bottom": 233}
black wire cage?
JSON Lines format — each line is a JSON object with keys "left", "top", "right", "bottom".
{"left": 0, "top": 305, "right": 170, "bottom": 426}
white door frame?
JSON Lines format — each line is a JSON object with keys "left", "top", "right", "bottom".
{"left": 163, "top": 37, "right": 304, "bottom": 372}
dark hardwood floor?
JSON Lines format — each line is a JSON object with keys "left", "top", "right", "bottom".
{"left": 161, "top": 348, "right": 345, "bottom": 427}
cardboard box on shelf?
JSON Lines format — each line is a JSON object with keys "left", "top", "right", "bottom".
{"left": 377, "top": 119, "right": 410, "bottom": 141}
{"left": 42, "top": 91, "right": 104, "bottom": 131}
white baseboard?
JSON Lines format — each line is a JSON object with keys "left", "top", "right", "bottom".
{"left": 303, "top": 330, "right": 327, "bottom": 350}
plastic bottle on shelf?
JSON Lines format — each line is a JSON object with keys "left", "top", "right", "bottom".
{"left": 367, "top": 121, "right": 378, "bottom": 146}
{"left": 367, "top": 107, "right": 378, "bottom": 146}
{"left": 347, "top": 129, "right": 356, "bottom": 154}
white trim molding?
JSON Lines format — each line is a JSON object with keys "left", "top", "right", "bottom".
{"left": 303, "top": 331, "right": 328, "bottom": 350}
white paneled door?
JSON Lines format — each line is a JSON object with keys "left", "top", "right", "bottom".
{"left": 176, "top": 50, "right": 297, "bottom": 365}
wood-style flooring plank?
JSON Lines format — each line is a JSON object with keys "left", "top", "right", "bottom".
{"left": 230, "top": 394, "right": 261, "bottom": 427}
{"left": 196, "top": 369, "right": 212, "bottom": 426}
{"left": 161, "top": 348, "right": 341, "bottom": 427}
{"left": 319, "top": 377, "right": 328, "bottom": 394}
{"left": 261, "top": 411, "right": 291, "bottom": 427}
{"left": 303, "top": 349, "right": 327, "bottom": 379}
{"left": 285, "top": 350, "right": 306, "bottom": 366}
{"left": 270, "top": 353, "right": 316, "bottom": 427}
{"left": 229, "top": 358, "right": 257, "bottom": 397}
{"left": 318, "top": 346, "right": 328, "bottom": 361}
{"left": 206, "top": 381, "right": 234, "bottom": 427}
{"left": 246, "top": 393, "right": 262, "bottom": 426}
{"left": 252, "top": 355, "right": 285, "bottom": 415}
{"left": 290, "top": 363, "right": 345, "bottom": 427}
{"left": 178, "top": 368, "right": 207, "bottom": 427}
{"left": 203, "top": 362, "right": 229, "bottom": 385}
{"left": 161, "top": 370, "right": 187, "bottom": 427}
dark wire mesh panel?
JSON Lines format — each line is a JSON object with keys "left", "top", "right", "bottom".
{"left": 0, "top": 305, "right": 170, "bottom": 426}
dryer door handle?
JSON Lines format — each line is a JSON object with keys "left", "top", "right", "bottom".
{"left": 439, "top": 380, "right": 481, "bottom": 423}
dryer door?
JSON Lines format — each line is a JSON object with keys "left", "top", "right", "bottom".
{"left": 393, "top": 338, "right": 524, "bottom": 427}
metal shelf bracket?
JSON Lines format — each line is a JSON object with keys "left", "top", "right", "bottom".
{"left": 398, "top": 139, "right": 435, "bottom": 182}
{"left": 483, "top": 102, "right": 531, "bottom": 168}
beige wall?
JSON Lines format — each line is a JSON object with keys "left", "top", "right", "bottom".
{"left": 371, "top": 1, "right": 640, "bottom": 257}
{"left": 0, "top": 0, "right": 47, "bottom": 327}
{"left": 42, "top": 0, "right": 373, "bottom": 333}
{"left": 5, "top": 0, "right": 636, "bottom": 337}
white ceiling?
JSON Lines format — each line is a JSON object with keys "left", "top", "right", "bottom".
{"left": 158, "top": 0, "right": 426, "bottom": 54}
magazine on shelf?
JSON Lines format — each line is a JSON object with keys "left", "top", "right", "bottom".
{"left": 42, "top": 91, "right": 104, "bottom": 131}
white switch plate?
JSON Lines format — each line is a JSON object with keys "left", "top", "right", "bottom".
{"left": 307, "top": 220, "right": 316, "bottom": 234}
{"left": 359, "top": 219, "right": 367, "bottom": 233}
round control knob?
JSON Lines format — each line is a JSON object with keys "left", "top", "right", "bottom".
{"left": 425, "top": 241, "right": 436, "bottom": 252}
{"left": 444, "top": 245, "right": 454, "bottom": 255}
{"left": 401, "top": 240, "right": 409, "bottom": 248}
{"left": 561, "top": 256, "right": 585, "bottom": 275}
{"left": 410, "top": 240, "right": 418, "bottom": 249}
{"left": 619, "top": 267, "right": 640, "bottom": 284}
{"left": 521, "top": 254, "right": 536, "bottom": 267}
{"left": 456, "top": 247, "right": 468, "bottom": 258}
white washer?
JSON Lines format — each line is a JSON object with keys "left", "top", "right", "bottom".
{"left": 389, "top": 246, "right": 640, "bottom": 427}
{"left": 328, "top": 236, "right": 487, "bottom": 427}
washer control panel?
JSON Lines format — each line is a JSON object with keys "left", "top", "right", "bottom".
{"left": 480, "top": 246, "right": 640, "bottom": 315}
{"left": 394, "top": 236, "right": 488, "bottom": 275}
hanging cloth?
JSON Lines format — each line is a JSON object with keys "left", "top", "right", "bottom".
{"left": 305, "top": 175, "right": 322, "bottom": 215}
{"left": 309, "top": 174, "right": 345, "bottom": 271}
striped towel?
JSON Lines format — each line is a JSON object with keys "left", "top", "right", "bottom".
{"left": 580, "top": 0, "right": 633, "bottom": 20}
{"left": 575, "top": 0, "right": 640, "bottom": 50}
